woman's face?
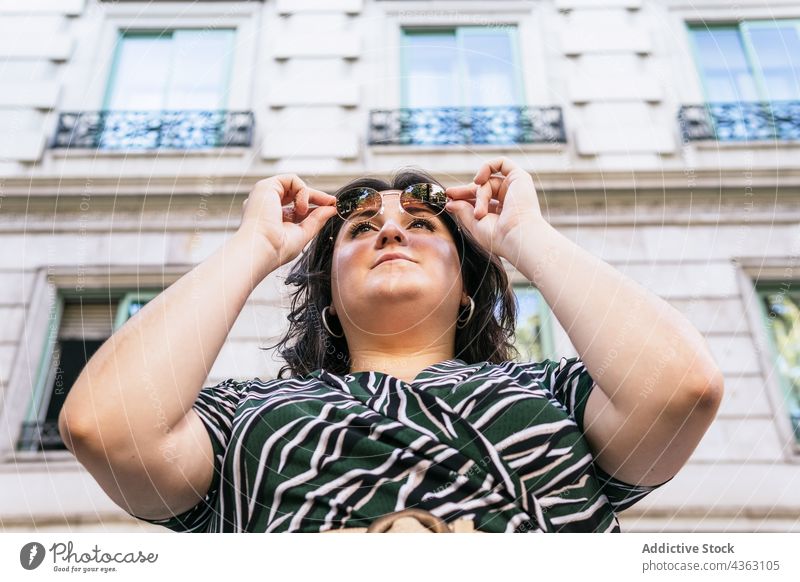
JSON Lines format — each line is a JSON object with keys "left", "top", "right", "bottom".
{"left": 330, "top": 191, "right": 465, "bottom": 334}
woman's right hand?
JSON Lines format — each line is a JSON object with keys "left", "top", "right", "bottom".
{"left": 237, "top": 174, "right": 338, "bottom": 269}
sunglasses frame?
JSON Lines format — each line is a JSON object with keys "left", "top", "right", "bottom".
{"left": 335, "top": 182, "right": 448, "bottom": 221}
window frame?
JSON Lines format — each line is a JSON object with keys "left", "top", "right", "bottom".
{"left": 740, "top": 19, "right": 800, "bottom": 103}
{"left": 102, "top": 28, "right": 237, "bottom": 112}
{"left": 511, "top": 282, "right": 555, "bottom": 363}
{"left": 19, "top": 289, "right": 161, "bottom": 454}
{"left": 376, "top": 3, "right": 548, "bottom": 111}
{"left": 399, "top": 25, "right": 526, "bottom": 109}
{"left": 0, "top": 265, "right": 187, "bottom": 464}
{"left": 686, "top": 19, "right": 800, "bottom": 104}
{"left": 55, "top": 3, "right": 258, "bottom": 114}
{"left": 686, "top": 24, "right": 759, "bottom": 104}
{"left": 755, "top": 281, "right": 800, "bottom": 445}
{"left": 735, "top": 260, "right": 800, "bottom": 460}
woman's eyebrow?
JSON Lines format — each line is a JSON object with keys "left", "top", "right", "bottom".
{"left": 348, "top": 206, "right": 440, "bottom": 221}
{"left": 405, "top": 206, "right": 441, "bottom": 218}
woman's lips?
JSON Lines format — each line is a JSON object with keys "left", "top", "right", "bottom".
{"left": 372, "top": 253, "right": 415, "bottom": 268}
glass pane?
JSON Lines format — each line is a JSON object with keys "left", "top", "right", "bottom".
{"left": 44, "top": 339, "right": 104, "bottom": 424}
{"left": 747, "top": 25, "right": 800, "bottom": 101}
{"left": 460, "top": 28, "right": 519, "bottom": 106}
{"left": 402, "top": 30, "right": 459, "bottom": 108}
{"left": 166, "top": 29, "right": 235, "bottom": 109}
{"left": 691, "top": 28, "right": 759, "bottom": 101}
{"left": 126, "top": 299, "right": 148, "bottom": 319}
{"left": 514, "top": 286, "right": 546, "bottom": 362}
{"left": 106, "top": 34, "right": 173, "bottom": 110}
{"left": 762, "top": 289, "right": 800, "bottom": 442}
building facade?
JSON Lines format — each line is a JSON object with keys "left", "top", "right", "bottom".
{"left": 0, "top": 0, "right": 798, "bottom": 532}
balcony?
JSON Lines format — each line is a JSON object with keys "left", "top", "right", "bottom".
{"left": 679, "top": 101, "right": 800, "bottom": 142}
{"left": 368, "top": 106, "right": 566, "bottom": 147}
{"left": 51, "top": 110, "right": 255, "bottom": 151}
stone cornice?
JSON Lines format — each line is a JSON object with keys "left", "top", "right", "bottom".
{"left": 3, "top": 168, "right": 800, "bottom": 197}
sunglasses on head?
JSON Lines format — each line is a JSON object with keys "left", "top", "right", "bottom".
{"left": 336, "top": 183, "right": 448, "bottom": 221}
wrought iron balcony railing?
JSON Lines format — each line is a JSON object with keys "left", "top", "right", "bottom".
{"left": 679, "top": 101, "right": 800, "bottom": 142}
{"left": 18, "top": 420, "right": 67, "bottom": 452}
{"left": 51, "top": 110, "right": 255, "bottom": 150}
{"left": 369, "top": 106, "right": 566, "bottom": 146}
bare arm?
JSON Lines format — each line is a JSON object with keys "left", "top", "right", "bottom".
{"left": 58, "top": 230, "right": 278, "bottom": 517}
{"left": 513, "top": 220, "right": 723, "bottom": 486}
{"left": 446, "top": 156, "right": 724, "bottom": 488}
{"left": 58, "top": 175, "right": 338, "bottom": 519}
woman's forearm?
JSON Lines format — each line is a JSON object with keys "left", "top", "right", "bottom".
{"left": 510, "top": 220, "right": 722, "bottom": 414}
{"left": 59, "top": 230, "right": 278, "bottom": 453}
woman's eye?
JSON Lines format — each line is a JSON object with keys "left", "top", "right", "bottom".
{"left": 410, "top": 218, "right": 435, "bottom": 230}
{"left": 348, "top": 218, "right": 435, "bottom": 237}
{"left": 348, "top": 222, "right": 373, "bottom": 236}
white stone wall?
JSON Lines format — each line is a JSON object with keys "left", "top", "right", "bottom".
{"left": 0, "top": 0, "right": 798, "bottom": 532}
{"left": 0, "top": 0, "right": 82, "bottom": 170}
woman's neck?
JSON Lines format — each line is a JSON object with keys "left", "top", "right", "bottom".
{"left": 347, "top": 348, "right": 454, "bottom": 383}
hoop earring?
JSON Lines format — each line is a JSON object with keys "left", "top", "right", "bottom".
{"left": 321, "top": 306, "right": 344, "bottom": 338}
{"left": 456, "top": 296, "right": 475, "bottom": 329}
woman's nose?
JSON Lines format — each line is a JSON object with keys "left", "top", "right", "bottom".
{"left": 375, "top": 219, "right": 408, "bottom": 247}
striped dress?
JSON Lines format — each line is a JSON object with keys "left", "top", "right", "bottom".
{"left": 129, "top": 357, "right": 672, "bottom": 532}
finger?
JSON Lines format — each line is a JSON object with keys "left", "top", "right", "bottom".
{"left": 446, "top": 183, "right": 479, "bottom": 200}
{"left": 296, "top": 182, "right": 311, "bottom": 216}
{"left": 273, "top": 174, "right": 308, "bottom": 209}
{"left": 253, "top": 174, "right": 304, "bottom": 214}
{"left": 494, "top": 176, "right": 510, "bottom": 205}
{"left": 474, "top": 156, "right": 519, "bottom": 184}
{"left": 446, "top": 183, "right": 478, "bottom": 195}
{"left": 487, "top": 199, "right": 503, "bottom": 214}
{"left": 282, "top": 205, "right": 296, "bottom": 223}
{"left": 298, "top": 205, "right": 339, "bottom": 239}
{"left": 307, "top": 187, "right": 337, "bottom": 206}
{"left": 444, "top": 199, "right": 478, "bottom": 233}
{"left": 475, "top": 180, "right": 493, "bottom": 219}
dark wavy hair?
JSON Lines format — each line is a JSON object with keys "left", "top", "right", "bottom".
{"left": 265, "top": 167, "right": 521, "bottom": 379}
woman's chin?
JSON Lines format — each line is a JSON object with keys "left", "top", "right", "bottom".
{"left": 363, "top": 277, "right": 430, "bottom": 298}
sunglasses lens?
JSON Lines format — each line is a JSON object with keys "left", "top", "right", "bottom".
{"left": 337, "top": 188, "right": 380, "bottom": 220}
{"left": 401, "top": 183, "right": 446, "bottom": 215}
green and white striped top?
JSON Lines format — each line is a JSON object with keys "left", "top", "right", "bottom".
{"left": 129, "top": 357, "right": 672, "bottom": 532}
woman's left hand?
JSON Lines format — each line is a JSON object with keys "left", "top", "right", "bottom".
{"left": 444, "top": 157, "right": 547, "bottom": 261}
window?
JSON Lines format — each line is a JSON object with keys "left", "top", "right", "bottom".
{"left": 17, "top": 290, "right": 160, "bottom": 452}
{"left": 401, "top": 27, "right": 524, "bottom": 109}
{"left": 689, "top": 22, "right": 800, "bottom": 103}
{"left": 368, "top": 25, "right": 569, "bottom": 147}
{"left": 512, "top": 284, "right": 554, "bottom": 363}
{"left": 682, "top": 21, "right": 800, "bottom": 141}
{"left": 51, "top": 28, "right": 254, "bottom": 150}
{"left": 757, "top": 283, "right": 800, "bottom": 444}
{"left": 104, "top": 29, "right": 235, "bottom": 111}
{"left": 370, "top": 24, "right": 566, "bottom": 146}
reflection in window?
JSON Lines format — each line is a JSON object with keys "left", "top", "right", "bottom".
{"left": 759, "top": 285, "right": 800, "bottom": 443}
{"left": 513, "top": 284, "right": 552, "bottom": 363}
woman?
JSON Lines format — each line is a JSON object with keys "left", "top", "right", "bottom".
{"left": 59, "top": 157, "right": 723, "bottom": 533}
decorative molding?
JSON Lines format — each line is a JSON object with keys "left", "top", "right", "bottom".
{"left": 4, "top": 168, "right": 800, "bottom": 197}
